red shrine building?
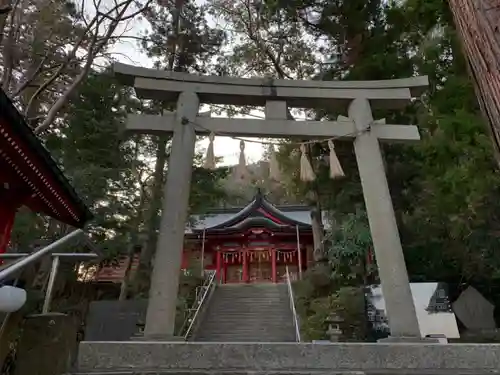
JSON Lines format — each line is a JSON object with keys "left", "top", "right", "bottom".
{"left": 96, "top": 190, "right": 325, "bottom": 284}
{"left": 184, "top": 190, "right": 319, "bottom": 283}
{"left": 0, "top": 88, "right": 92, "bottom": 252}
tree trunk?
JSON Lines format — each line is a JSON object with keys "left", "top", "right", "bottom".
{"left": 308, "top": 186, "right": 325, "bottom": 262}
{"left": 448, "top": 0, "right": 500, "bottom": 168}
{"left": 119, "top": 234, "right": 138, "bottom": 301}
{"left": 0, "top": 0, "right": 12, "bottom": 45}
{"left": 133, "top": 135, "right": 168, "bottom": 296}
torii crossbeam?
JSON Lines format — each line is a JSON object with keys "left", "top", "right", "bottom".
{"left": 114, "top": 62, "right": 428, "bottom": 340}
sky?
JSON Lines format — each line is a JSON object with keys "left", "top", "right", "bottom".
{"left": 106, "top": 2, "right": 266, "bottom": 167}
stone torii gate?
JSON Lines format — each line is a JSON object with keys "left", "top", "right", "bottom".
{"left": 113, "top": 63, "right": 428, "bottom": 340}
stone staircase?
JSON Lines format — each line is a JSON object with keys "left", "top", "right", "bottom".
{"left": 69, "top": 284, "right": 500, "bottom": 375}
{"left": 192, "top": 283, "right": 297, "bottom": 342}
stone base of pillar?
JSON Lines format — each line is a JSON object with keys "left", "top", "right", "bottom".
{"left": 378, "top": 336, "right": 441, "bottom": 343}
{"left": 131, "top": 333, "right": 185, "bottom": 342}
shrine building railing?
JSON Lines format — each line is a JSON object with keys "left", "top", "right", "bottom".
{"left": 0, "top": 229, "right": 98, "bottom": 314}
{"left": 285, "top": 265, "right": 301, "bottom": 342}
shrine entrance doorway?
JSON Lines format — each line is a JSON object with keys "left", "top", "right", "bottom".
{"left": 248, "top": 250, "right": 273, "bottom": 283}
{"left": 219, "top": 246, "right": 302, "bottom": 284}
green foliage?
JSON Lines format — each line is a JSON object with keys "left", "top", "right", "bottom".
{"left": 268, "top": 0, "right": 500, "bottom": 287}
{"left": 12, "top": 70, "right": 141, "bottom": 254}
{"left": 190, "top": 166, "right": 230, "bottom": 215}
{"left": 294, "top": 273, "right": 367, "bottom": 341}
{"left": 12, "top": 67, "right": 229, "bottom": 269}
{"left": 8, "top": 0, "right": 500, "bottom": 340}
{"left": 326, "top": 207, "right": 376, "bottom": 284}
{"left": 292, "top": 206, "right": 374, "bottom": 341}
{"left": 175, "top": 260, "right": 206, "bottom": 334}
{"left": 142, "top": 2, "right": 225, "bottom": 73}
{"left": 242, "top": 0, "right": 500, "bottom": 339}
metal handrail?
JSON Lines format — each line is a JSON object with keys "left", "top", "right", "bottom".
{"left": 0, "top": 253, "right": 98, "bottom": 259}
{"left": 0, "top": 250, "right": 99, "bottom": 313}
{"left": 182, "top": 270, "right": 216, "bottom": 340}
{"left": 0, "top": 229, "right": 84, "bottom": 282}
{"left": 285, "top": 265, "right": 301, "bottom": 342}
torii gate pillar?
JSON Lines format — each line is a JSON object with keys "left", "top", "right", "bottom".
{"left": 144, "top": 92, "right": 199, "bottom": 338}
{"left": 349, "top": 98, "right": 420, "bottom": 337}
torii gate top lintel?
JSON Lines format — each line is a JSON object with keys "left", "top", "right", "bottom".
{"left": 113, "top": 63, "right": 428, "bottom": 110}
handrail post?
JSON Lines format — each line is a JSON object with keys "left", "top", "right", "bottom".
{"left": 286, "top": 265, "right": 301, "bottom": 342}
{"left": 42, "top": 255, "right": 60, "bottom": 314}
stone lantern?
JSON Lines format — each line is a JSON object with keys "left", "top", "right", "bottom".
{"left": 326, "top": 312, "right": 344, "bottom": 342}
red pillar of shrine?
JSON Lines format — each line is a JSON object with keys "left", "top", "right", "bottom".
{"left": 242, "top": 250, "right": 248, "bottom": 283}
{"left": 0, "top": 209, "right": 15, "bottom": 253}
{"left": 271, "top": 249, "right": 277, "bottom": 283}
{"left": 0, "top": 188, "right": 26, "bottom": 253}
{"left": 215, "top": 251, "right": 222, "bottom": 283}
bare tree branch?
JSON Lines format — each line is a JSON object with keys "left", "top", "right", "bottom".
{"left": 0, "top": 0, "right": 13, "bottom": 45}
{"left": 34, "top": 0, "right": 144, "bottom": 134}
{"left": 1, "top": 0, "right": 22, "bottom": 89}
{"left": 12, "top": 30, "right": 56, "bottom": 96}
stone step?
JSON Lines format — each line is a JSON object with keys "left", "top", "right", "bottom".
{"left": 200, "top": 313, "right": 293, "bottom": 319}
{"left": 203, "top": 307, "right": 291, "bottom": 311}
{"left": 71, "top": 371, "right": 365, "bottom": 375}
{"left": 198, "top": 323, "right": 295, "bottom": 330}
{"left": 213, "top": 291, "right": 287, "bottom": 297}
{"left": 213, "top": 295, "right": 288, "bottom": 299}
{"left": 210, "top": 299, "right": 289, "bottom": 304}
{"left": 211, "top": 297, "right": 289, "bottom": 302}
{"left": 198, "top": 323, "right": 295, "bottom": 328}
{"left": 205, "top": 306, "right": 290, "bottom": 311}
{"left": 195, "top": 332, "right": 294, "bottom": 337}
{"left": 69, "top": 372, "right": 500, "bottom": 375}
{"left": 195, "top": 326, "right": 295, "bottom": 332}
{"left": 198, "top": 324, "right": 293, "bottom": 328}
{"left": 203, "top": 312, "right": 290, "bottom": 317}
{"left": 195, "top": 331, "right": 295, "bottom": 337}
{"left": 212, "top": 298, "right": 288, "bottom": 303}
{"left": 74, "top": 341, "right": 500, "bottom": 374}
{"left": 194, "top": 336, "right": 296, "bottom": 342}
{"left": 196, "top": 325, "right": 295, "bottom": 330}
{"left": 209, "top": 297, "right": 289, "bottom": 300}
{"left": 202, "top": 316, "right": 292, "bottom": 320}
{"left": 196, "top": 327, "right": 295, "bottom": 332}
{"left": 214, "top": 290, "right": 286, "bottom": 292}
{"left": 214, "top": 292, "right": 287, "bottom": 295}
{"left": 193, "top": 340, "right": 297, "bottom": 342}
{"left": 195, "top": 329, "right": 296, "bottom": 334}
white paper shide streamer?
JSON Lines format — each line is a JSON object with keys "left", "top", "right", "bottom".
{"left": 204, "top": 132, "right": 216, "bottom": 170}
{"left": 235, "top": 140, "right": 248, "bottom": 179}
{"left": 299, "top": 143, "right": 316, "bottom": 182}
{"left": 327, "top": 140, "right": 344, "bottom": 179}
{"left": 268, "top": 145, "right": 281, "bottom": 180}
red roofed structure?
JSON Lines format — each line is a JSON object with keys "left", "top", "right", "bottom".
{"left": 0, "top": 88, "right": 92, "bottom": 252}
{"left": 95, "top": 190, "right": 321, "bottom": 284}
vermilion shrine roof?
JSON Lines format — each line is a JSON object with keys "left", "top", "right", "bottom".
{"left": 0, "top": 89, "right": 92, "bottom": 227}
{"left": 186, "top": 190, "right": 329, "bottom": 236}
